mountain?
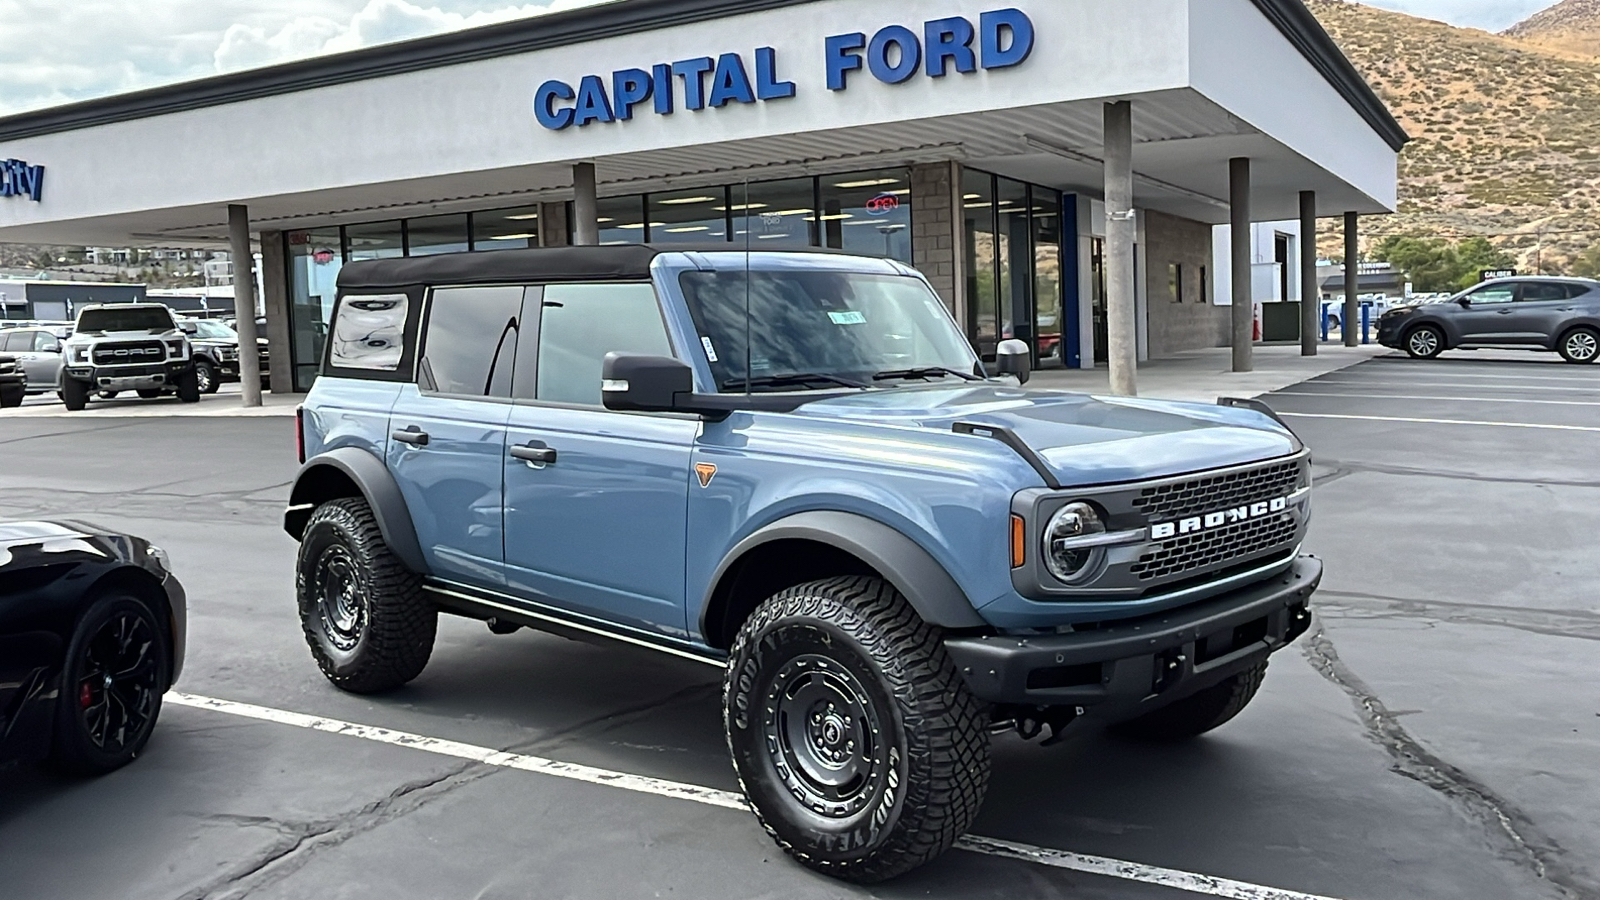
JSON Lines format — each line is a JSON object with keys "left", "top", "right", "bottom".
{"left": 1307, "top": 0, "right": 1600, "bottom": 273}
{"left": 1504, "top": 0, "right": 1600, "bottom": 58}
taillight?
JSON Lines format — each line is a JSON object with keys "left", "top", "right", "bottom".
{"left": 295, "top": 406, "right": 306, "bottom": 464}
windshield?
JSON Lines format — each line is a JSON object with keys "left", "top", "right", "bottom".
{"left": 76, "top": 307, "right": 174, "bottom": 333}
{"left": 679, "top": 270, "right": 978, "bottom": 392}
{"left": 193, "top": 320, "right": 236, "bottom": 339}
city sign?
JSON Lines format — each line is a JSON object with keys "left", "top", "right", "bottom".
{"left": 0, "top": 159, "right": 44, "bottom": 202}
{"left": 534, "top": 8, "right": 1035, "bottom": 131}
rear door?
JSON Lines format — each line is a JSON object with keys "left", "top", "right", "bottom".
{"left": 501, "top": 282, "right": 698, "bottom": 635}
{"left": 387, "top": 285, "right": 525, "bottom": 589}
{"left": 25, "top": 330, "right": 62, "bottom": 387}
{"left": 1506, "top": 281, "right": 1583, "bottom": 345}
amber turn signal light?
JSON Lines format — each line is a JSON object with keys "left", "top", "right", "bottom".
{"left": 1010, "top": 514, "right": 1026, "bottom": 568}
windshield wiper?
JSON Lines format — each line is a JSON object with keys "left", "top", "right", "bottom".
{"left": 723, "top": 372, "right": 868, "bottom": 391}
{"left": 872, "top": 366, "right": 984, "bottom": 383}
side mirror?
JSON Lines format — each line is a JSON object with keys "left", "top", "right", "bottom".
{"left": 1457, "top": 297, "right": 1472, "bottom": 308}
{"left": 602, "top": 353, "right": 695, "bottom": 414}
{"left": 44, "top": 343, "right": 61, "bottom": 354}
{"left": 995, "top": 339, "right": 1031, "bottom": 385}
{"left": 180, "top": 322, "right": 198, "bottom": 334}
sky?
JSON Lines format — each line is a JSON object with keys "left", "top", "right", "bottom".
{"left": 0, "top": 0, "right": 1565, "bottom": 116}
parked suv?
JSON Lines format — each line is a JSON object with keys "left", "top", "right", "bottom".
{"left": 0, "top": 325, "right": 70, "bottom": 394}
{"left": 285, "top": 247, "right": 1321, "bottom": 882}
{"left": 180, "top": 318, "right": 270, "bottom": 394}
{"left": 60, "top": 304, "right": 199, "bottom": 410}
{"left": 1378, "top": 277, "right": 1600, "bottom": 363}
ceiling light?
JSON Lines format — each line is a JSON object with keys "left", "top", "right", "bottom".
{"left": 716, "top": 203, "right": 770, "bottom": 211}
{"left": 834, "top": 178, "right": 900, "bottom": 189}
{"left": 656, "top": 196, "right": 719, "bottom": 205}
{"left": 665, "top": 226, "right": 711, "bottom": 233}
{"left": 504, "top": 213, "right": 540, "bottom": 221}
{"left": 488, "top": 233, "right": 538, "bottom": 241}
{"left": 818, "top": 214, "right": 853, "bottom": 221}
{"left": 768, "top": 209, "right": 814, "bottom": 216}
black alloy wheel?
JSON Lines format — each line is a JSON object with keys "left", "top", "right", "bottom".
{"left": 51, "top": 595, "right": 170, "bottom": 774}
{"left": 176, "top": 367, "right": 200, "bottom": 403}
{"left": 60, "top": 377, "right": 89, "bottom": 411}
{"left": 1559, "top": 327, "right": 1598, "bottom": 364}
{"left": 725, "top": 577, "right": 990, "bottom": 883}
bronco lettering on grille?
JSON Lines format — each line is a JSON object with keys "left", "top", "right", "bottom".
{"left": 1150, "top": 496, "right": 1290, "bottom": 540}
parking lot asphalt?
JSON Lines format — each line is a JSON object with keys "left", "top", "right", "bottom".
{"left": 0, "top": 352, "right": 1595, "bottom": 900}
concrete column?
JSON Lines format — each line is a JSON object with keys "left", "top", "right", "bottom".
{"left": 538, "top": 202, "right": 570, "bottom": 247}
{"left": 1344, "top": 212, "right": 1360, "bottom": 348}
{"left": 227, "top": 204, "right": 262, "bottom": 407}
{"left": 909, "top": 162, "right": 958, "bottom": 314}
{"left": 1103, "top": 101, "right": 1137, "bottom": 397}
{"left": 258, "top": 230, "right": 295, "bottom": 394}
{"left": 1229, "top": 158, "right": 1253, "bottom": 373}
{"left": 572, "top": 163, "right": 599, "bottom": 246}
{"left": 1300, "top": 191, "right": 1318, "bottom": 357}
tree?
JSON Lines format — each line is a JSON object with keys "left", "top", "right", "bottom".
{"left": 1571, "top": 245, "right": 1600, "bottom": 279}
{"left": 1371, "top": 234, "right": 1515, "bottom": 293}
{"left": 1451, "top": 237, "right": 1514, "bottom": 291}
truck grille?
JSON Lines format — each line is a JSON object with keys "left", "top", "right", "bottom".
{"left": 1131, "top": 459, "right": 1302, "bottom": 522}
{"left": 92, "top": 341, "right": 166, "bottom": 365}
{"left": 1131, "top": 513, "right": 1299, "bottom": 581}
{"left": 0, "top": 360, "right": 14, "bottom": 374}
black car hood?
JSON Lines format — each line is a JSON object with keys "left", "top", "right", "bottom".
{"left": 0, "top": 520, "right": 156, "bottom": 571}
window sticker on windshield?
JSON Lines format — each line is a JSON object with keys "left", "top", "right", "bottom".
{"left": 828, "top": 311, "right": 867, "bottom": 326}
{"left": 701, "top": 335, "right": 720, "bottom": 363}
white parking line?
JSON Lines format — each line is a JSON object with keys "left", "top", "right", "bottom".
{"left": 166, "top": 692, "right": 1344, "bottom": 900}
{"left": 1302, "top": 379, "right": 1600, "bottom": 393}
{"left": 1343, "top": 370, "right": 1600, "bottom": 383}
{"left": 1279, "top": 412, "right": 1600, "bottom": 432}
{"left": 1275, "top": 391, "right": 1600, "bottom": 407}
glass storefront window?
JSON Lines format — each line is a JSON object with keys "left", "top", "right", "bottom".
{"left": 649, "top": 188, "right": 729, "bottom": 243}
{"left": 819, "top": 169, "right": 912, "bottom": 263}
{"left": 407, "top": 214, "right": 469, "bottom": 256}
{"left": 286, "top": 228, "right": 343, "bottom": 391}
{"left": 996, "top": 177, "right": 1030, "bottom": 350}
{"left": 598, "top": 194, "right": 647, "bottom": 245}
{"left": 1032, "top": 190, "right": 1064, "bottom": 367}
{"left": 472, "top": 206, "right": 540, "bottom": 249}
{"left": 962, "top": 170, "right": 998, "bottom": 360}
{"left": 729, "top": 178, "right": 818, "bottom": 249}
{"left": 345, "top": 220, "right": 403, "bottom": 260}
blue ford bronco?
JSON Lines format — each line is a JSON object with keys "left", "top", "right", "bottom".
{"left": 285, "top": 245, "right": 1319, "bottom": 882}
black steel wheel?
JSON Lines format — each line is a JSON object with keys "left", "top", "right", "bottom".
{"left": 725, "top": 576, "right": 990, "bottom": 883}
{"left": 50, "top": 595, "right": 170, "bottom": 774}
{"left": 176, "top": 367, "right": 200, "bottom": 403}
{"left": 1404, "top": 324, "right": 1445, "bottom": 359}
{"left": 296, "top": 497, "right": 434, "bottom": 693}
{"left": 194, "top": 359, "right": 219, "bottom": 394}
{"left": 1558, "top": 327, "right": 1598, "bottom": 364}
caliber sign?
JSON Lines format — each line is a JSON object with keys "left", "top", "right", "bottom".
{"left": 534, "top": 8, "right": 1035, "bottom": 131}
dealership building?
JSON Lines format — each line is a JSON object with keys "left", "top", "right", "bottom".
{"left": 0, "top": 0, "right": 1402, "bottom": 394}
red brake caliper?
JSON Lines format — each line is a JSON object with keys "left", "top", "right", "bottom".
{"left": 80, "top": 681, "right": 94, "bottom": 709}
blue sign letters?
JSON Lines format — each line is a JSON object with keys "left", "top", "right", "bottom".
{"left": 0, "top": 159, "right": 44, "bottom": 202}
{"left": 534, "top": 8, "right": 1034, "bottom": 131}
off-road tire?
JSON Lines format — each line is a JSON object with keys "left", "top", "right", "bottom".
{"left": 0, "top": 385, "right": 21, "bottom": 408}
{"left": 1558, "top": 326, "right": 1598, "bottom": 364}
{"left": 724, "top": 576, "right": 990, "bottom": 883}
{"left": 175, "top": 368, "right": 200, "bottom": 403}
{"left": 136, "top": 389, "right": 163, "bottom": 399}
{"left": 296, "top": 497, "right": 434, "bottom": 693}
{"left": 61, "top": 377, "right": 89, "bottom": 411}
{"left": 49, "top": 594, "right": 170, "bottom": 775}
{"left": 1112, "top": 661, "right": 1267, "bottom": 742}
{"left": 194, "top": 359, "right": 219, "bottom": 394}
{"left": 1403, "top": 324, "right": 1446, "bottom": 359}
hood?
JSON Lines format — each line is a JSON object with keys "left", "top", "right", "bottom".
{"left": 791, "top": 385, "right": 1299, "bottom": 485}
{"left": 69, "top": 328, "right": 178, "bottom": 341}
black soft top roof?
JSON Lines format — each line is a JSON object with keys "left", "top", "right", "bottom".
{"left": 337, "top": 245, "right": 663, "bottom": 290}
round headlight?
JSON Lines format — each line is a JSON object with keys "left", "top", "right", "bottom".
{"left": 1042, "top": 501, "right": 1107, "bottom": 583}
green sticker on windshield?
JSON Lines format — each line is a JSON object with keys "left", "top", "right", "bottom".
{"left": 828, "top": 311, "right": 867, "bottom": 326}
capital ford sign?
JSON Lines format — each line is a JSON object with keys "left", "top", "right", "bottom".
{"left": 0, "top": 159, "right": 44, "bottom": 202}
{"left": 1150, "top": 497, "right": 1292, "bottom": 541}
{"left": 534, "top": 8, "right": 1035, "bottom": 131}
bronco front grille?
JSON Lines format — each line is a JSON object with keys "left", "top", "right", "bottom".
{"left": 1131, "top": 512, "right": 1299, "bottom": 581}
{"left": 1131, "top": 459, "right": 1302, "bottom": 523}
{"left": 92, "top": 341, "right": 165, "bottom": 365}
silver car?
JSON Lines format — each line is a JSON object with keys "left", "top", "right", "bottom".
{"left": 1377, "top": 277, "right": 1600, "bottom": 363}
{"left": 0, "top": 326, "right": 69, "bottom": 392}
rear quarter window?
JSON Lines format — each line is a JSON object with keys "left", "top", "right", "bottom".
{"left": 324, "top": 290, "right": 423, "bottom": 380}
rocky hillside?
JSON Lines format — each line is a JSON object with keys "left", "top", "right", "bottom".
{"left": 1308, "top": 0, "right": 1600, "bottom": 272}
{"left": 1504, "top": 0, "right": 1600, "bottom": 58}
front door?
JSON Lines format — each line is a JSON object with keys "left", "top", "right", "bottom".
{"left": 501, "top": 282, "right": 696, "bottom": 635}
{"left": 1453, "top": 282, "right": 1519, "bottom": 343}
{"left": 386, "top": 285, "right": 525, "bottom": 589}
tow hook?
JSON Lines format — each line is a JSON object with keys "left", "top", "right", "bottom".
{"left": 996, "top": 705, "right": 1085, "bottom": 746}
{"left": 486, "top": 617, "right": 521, "bottom": 635}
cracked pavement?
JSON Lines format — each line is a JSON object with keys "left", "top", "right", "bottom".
{"left": 0, "top": 353, "right": 1595, "bottom": 899}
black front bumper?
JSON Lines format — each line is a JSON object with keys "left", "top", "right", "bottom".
{"left": 945, "top": 556, "right": 1321, "bottom": 715}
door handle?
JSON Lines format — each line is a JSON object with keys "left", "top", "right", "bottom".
{"left": 392, "top": 427, "right": 430, "bottom": 447}
{"left": 510, "top": 442, "right": 558, "bottom": 466}
{"left": 1497, "top": 309, "right": 1514, "bottom": 315}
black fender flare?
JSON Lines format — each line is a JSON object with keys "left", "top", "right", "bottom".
{"left": 283, "top": 447, "right": 427, "bottom": 574}
{"left": 699, "top": 510, "right": 986, "bottom": 637}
